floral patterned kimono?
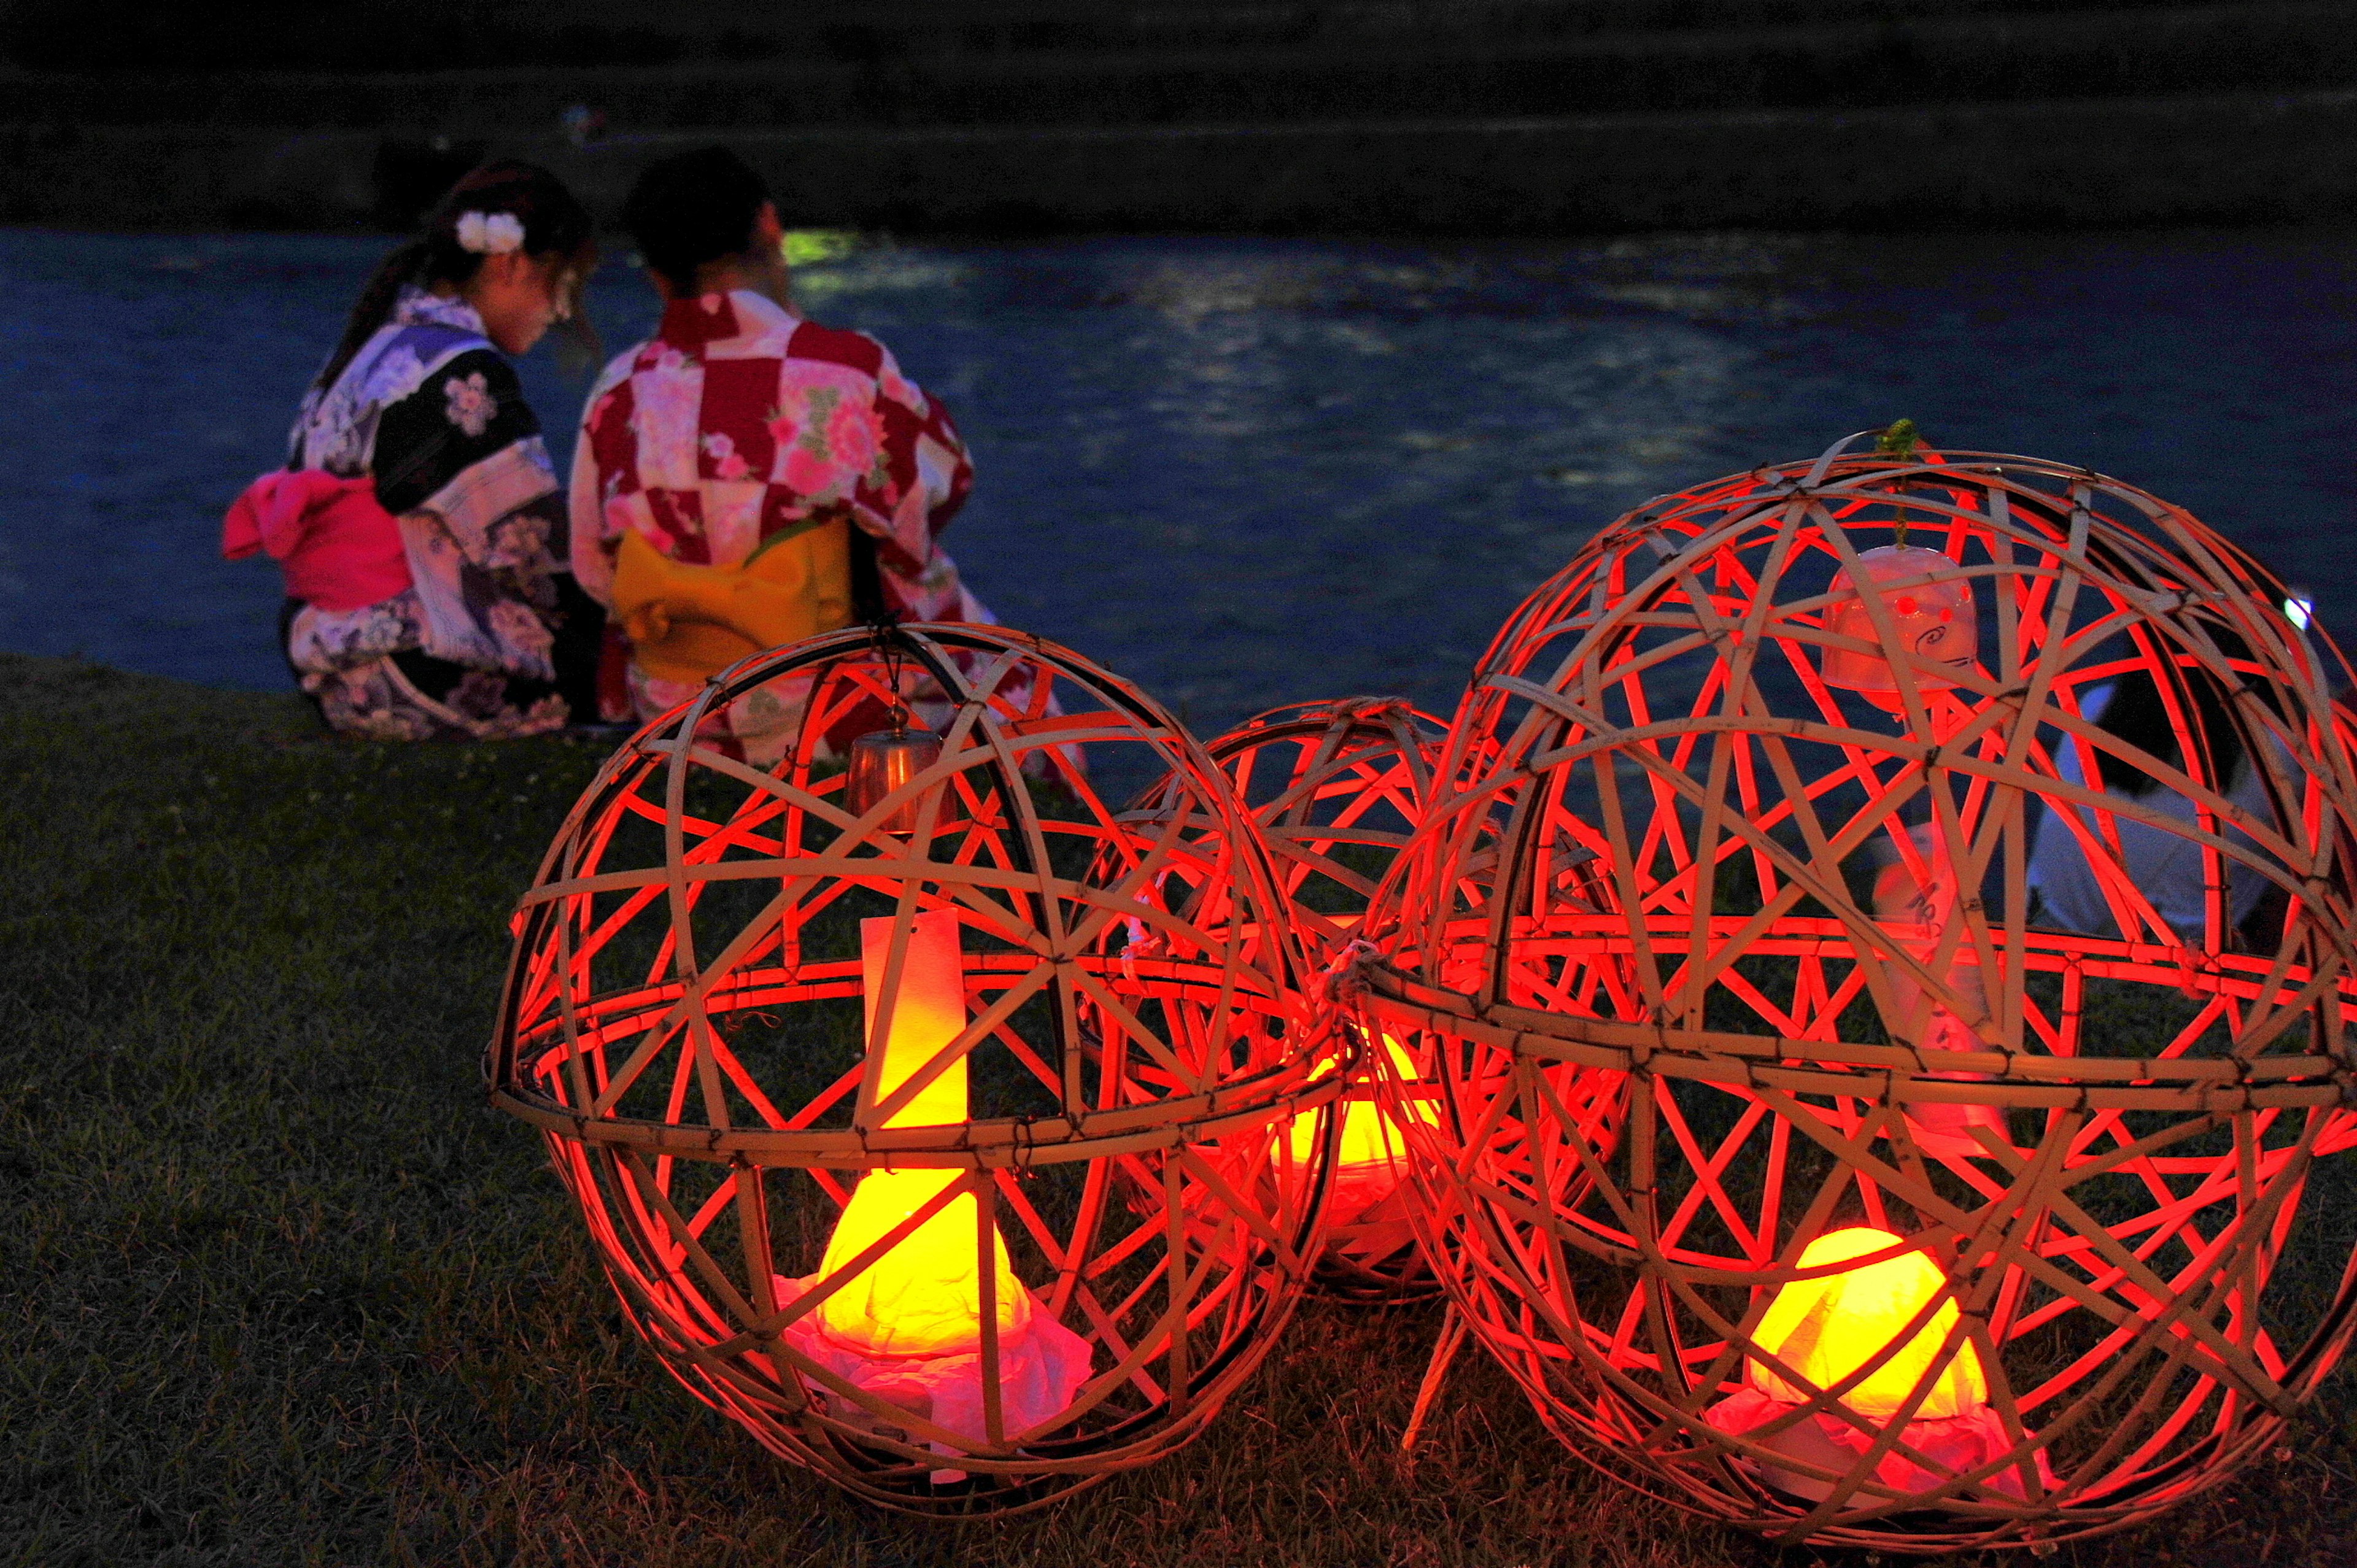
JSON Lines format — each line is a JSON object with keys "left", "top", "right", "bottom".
{"left": 281, "top": 288, "right": 579, "bottom": 740}
{"left": 570, "top": 287, "right": 986, "bottom": 760}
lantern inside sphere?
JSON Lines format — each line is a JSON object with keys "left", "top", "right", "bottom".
{"left": 845, "top": 716, "right": 952, "bottom": 835}
{"left": 1132, "top": 698, "right": 1451, "bottom": 1299}
{"left": 1822, "top": 543, "right": 1978, "bottom": 701}
{"left": 1361, "top": 434, "right": 2357, "bottom": 1552}
{"left": 1743, "top": 1228, "right": 1987, "bottom": 1418}
{"left": 489, "top": 625, "right": 1341, "bottom": 1515}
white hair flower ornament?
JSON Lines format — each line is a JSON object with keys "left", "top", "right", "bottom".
{"left": 455, "top": 210, "right": 526, "bottom": 256}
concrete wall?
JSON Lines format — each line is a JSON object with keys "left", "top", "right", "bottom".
{"left": 6, "top": 89, "right": 2353, "bottom": 235}
{"left": 9, "top": 7, "right": 2351, "bottom": 128}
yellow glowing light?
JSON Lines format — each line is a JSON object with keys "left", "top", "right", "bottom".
{"left": 816, "top": 1168, "right": 1031, "bottom": 1357}
{"left": 1289, "top": 1035, "right": 1432, "bottom": 1224}
{"left": 816, "top": 910, "right": 1031, "bottom": 1358}
{"left": 1749, "top": 1227, "right": 1986, "bottom": 1419}
{"left": 1332, "top": 1095, "right": 1404, "bottom": 1170}
{"left": 783, "top": 229, "right": 857, "bottom": 268}
{"left": 1291, "top": 1035, "right": 1429, "bottom": 1167}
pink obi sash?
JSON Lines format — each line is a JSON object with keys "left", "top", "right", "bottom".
{"left": 222, "top": 470, "right": 413, "bottom": 613}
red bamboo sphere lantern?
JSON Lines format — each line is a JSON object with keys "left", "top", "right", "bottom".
{"left": 1140, "top": 698, "right": 1450, "bottom": 1300}
{"left": 1359, "top": 434, "right": 2357, "bottom": 1551}
{"left": 489, "top": 625, "right": 1342, "bottom": 1515}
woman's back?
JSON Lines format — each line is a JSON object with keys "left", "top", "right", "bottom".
{"left": 223, "top": 161, "right": 604, "bottom": 741}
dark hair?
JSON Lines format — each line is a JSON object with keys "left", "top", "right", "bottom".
{"left": 314, "top": 159, "right": 598, "bottom": 392}
{"left": 619, "top": 145, "right": 771, "bottom": 297}
{"left": 2093, "top": 651, "right": 2247, "bottom": 799}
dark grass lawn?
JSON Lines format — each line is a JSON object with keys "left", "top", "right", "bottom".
{"left": 6, "top": 651, "right": 2356, "bottom": 1568}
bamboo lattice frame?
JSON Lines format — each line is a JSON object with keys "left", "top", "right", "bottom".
{"left": 488, "top": 625, "right": 1343, "bottom": 1515}
{"left": 1158, "top": 699, "right": 1449, "bottom": 1300}
{"left": 1359, "top": 437, "right": 2357, "bottom": 1551}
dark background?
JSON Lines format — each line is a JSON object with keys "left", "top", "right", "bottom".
{"left": 2, "top": 0, "right": 2354, "bottom": 233}
{"left": 0, "top": 0, "right": 2307, "bottom": 72}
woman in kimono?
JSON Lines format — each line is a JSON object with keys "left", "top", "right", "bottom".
{"left": 225, "top": 160, "right": 603, "bottom": 739}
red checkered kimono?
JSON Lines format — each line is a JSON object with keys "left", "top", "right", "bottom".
{"left": 569, "top": 287, "right": 985, "bottom": 751}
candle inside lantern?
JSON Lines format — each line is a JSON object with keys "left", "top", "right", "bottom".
{"left": 778, "top": 908, "right": 1093, "bottom": 1453}
{"left": 1706, "top": 1226, "right": 2049, "bottom": 1502}
{"left": 813, "top": 910, "right": 1029, "bottom": 1356}
{"left": 1749, "top": 1227, "right": 1986, "bottom": 1418}
{"left": 1287, "top": 1033, "right": 1431, "bottom": 1227}
{"left": 1822, "top": 544, "right": 1976, "bottom": 705}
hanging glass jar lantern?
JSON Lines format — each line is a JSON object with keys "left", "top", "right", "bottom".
{"left": 846, "top": 711, "right": 953, "bottom": 835}
{"left": 843, "top": 633, "right": 961, "bottom": 837}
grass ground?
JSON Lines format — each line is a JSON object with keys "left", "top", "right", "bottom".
{"left": 5, "top": 651, "right": 2356, "bottom": 1568}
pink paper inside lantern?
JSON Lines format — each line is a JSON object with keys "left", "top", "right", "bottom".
{"left": 1822, "top": 545, "right": 1977, "bottom": 700}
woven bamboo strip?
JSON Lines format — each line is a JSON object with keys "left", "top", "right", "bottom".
{"left": 488, "top": 624, "right": 1339, "bottom": 1515}
{"left": 1360, "top": 437, "right": 2357, "bottom": 1551}
{"left": 1127, "top": 699, "right": 1450, "bottom": 1300}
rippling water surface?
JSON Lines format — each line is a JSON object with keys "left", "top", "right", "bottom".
{"left": 3, "top": 226, "right": 2351, "bottom": 734}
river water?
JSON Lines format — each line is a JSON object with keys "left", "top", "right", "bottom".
{"left": 2, "top": 226, "right": 2350, "bottom": 736}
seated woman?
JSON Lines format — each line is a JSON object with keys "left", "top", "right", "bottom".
{"left": 569, "top": 146, "right": 986, "bottom": 763}
{"left": 223, "top": 160, "right": 603, "bottom": 740}
{"left": 2028, "top": 661, "right": 2284, "bottom": 946}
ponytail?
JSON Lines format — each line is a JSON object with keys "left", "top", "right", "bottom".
{"left": 312, "top": 158, "right": 598, "bottom": 394}
{"left": 312, "top": 238, "right": 430, "bottom": 394}
{"left": 2093, "top": 655, "right": 2248, "bottom": 799}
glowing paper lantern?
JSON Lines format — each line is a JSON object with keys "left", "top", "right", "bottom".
{"left": 1702, "top": 1227, "right": 2046, "bottom": 1505}
{"left": 1299, "top": 1035, "right": 1430, "bottom": 1217}
{"left": 1361, "top": 434, "right": 2357, "bottom": 1550}
{"left": 1821, "top": 544, "right": 1978, "bottom": 702}
{"left": 1743, "top": 1228, "right": 1986, "bottom": 1418}
{"left": 1137, "top": 699, "right": 1450, "bottom": 1299}
{"left": 489, "top": 625, "right": 1340, "bottom": 1513}
{"left": 776, "top": 911, "right": 1091, "bottom": 1462}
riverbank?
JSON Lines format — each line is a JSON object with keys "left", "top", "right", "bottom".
{"left": 8, "top": 86, "right": 2357, "bottom": 233}
{"left": 4, "top": 652, "right": 2355, "bottom": 1563}
{"left": 0, "top": 653, "right": 1691, "bottom": 1566}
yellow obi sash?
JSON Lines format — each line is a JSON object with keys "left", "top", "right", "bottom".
{"left": 611, "top": 520, "right": 853, "bottom": 686}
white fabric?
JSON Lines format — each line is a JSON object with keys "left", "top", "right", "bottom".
{"left": 292, "top": 289, "right": 487, "bottom": 477}
{"left": 773, "top": 1270, "right": 1094, "bottom": 1478}
{"left": 2027, "top": 682, "right": 2280, "bottom": 942}
{"left": 419, "top": 435, "right": 558, "bottom": 561}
